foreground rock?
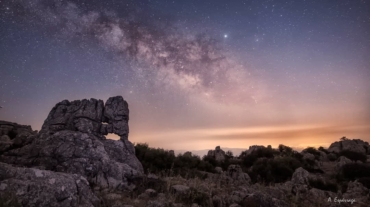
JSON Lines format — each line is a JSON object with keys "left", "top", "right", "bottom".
{"left": 0, "top": 162, "right": 99, "bottom": 207}
{"left": 0, "top": 96, "right": 143, "bottom": 192}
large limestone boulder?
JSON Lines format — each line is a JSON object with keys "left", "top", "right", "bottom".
{"left": 0, "top": 96, "right": 143, "bottom": 191}
{"left": 207, "top": 146, "right": 226, "bottom": 162}
{"left": 0, "top": 162, "right": 99, "bottom": 207}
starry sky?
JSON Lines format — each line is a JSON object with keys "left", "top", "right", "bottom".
{"left": 1, "top": 0, "right": 369, "bottom": 152}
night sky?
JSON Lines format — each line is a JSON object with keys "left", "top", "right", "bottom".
{"left": 1, "top": 0, "right": 369, "bottom": 152}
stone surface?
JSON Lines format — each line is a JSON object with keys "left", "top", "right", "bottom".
{"left": 291, "top": 167, "right": 310, "bottom": 185}
{"left": 0, "top": 162, "right": 99, "bottom": 207}
{"left": 336, "top": 156, "right": 353, "bottom": 169}
{"left": 328, "top": 139, "right": 369, "bottom": 156}
{"left": 226, "top": 165, "right": 251, "bottom": 185}
{"left": 0, "top": 96, "right": 143, "bottom": 192}
{"left": 207, "top": 146, "right": 226, "bottom": 162}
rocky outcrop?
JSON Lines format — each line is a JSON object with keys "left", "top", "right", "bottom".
{"left": 0, "top": 162, "right": 99, "bottom": 207}
{"left": 207, "top": 146, "right": 226, "bottom": 162}
{"left": 226, "top": 165, "right": 251, "bottom": 185}
{"left": 0, "top": 121, "right": 37, "bottom": 153}
{"left": 39, "top": 96, "right": 129, "bottom": 139}
{"left": 328, "top": 139, "right": 369, "bottom": 155}
{"left": 0, "top": 96, "right": 143, "bottom": 192}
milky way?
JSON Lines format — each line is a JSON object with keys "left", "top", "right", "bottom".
{"left": 2, "top": 0, "right": 260, "bottom": 104}
{"left": 1, "top": 0, "right": 369, "bottom": 152}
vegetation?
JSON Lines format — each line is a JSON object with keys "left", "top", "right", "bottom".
{"left": 248, "top": 157, "right": 301, "bottom": 184}
{"left": 308, "top": 178, "right": 338, "bottom": 193}
{"left": 339, "top": 150, "right": 367, "bottom": 162}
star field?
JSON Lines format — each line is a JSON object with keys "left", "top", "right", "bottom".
{"left": 0, "top": 0, "right": 369, "bottom": 150}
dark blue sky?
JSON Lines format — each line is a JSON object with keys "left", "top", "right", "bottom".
{"left": 0, "top": 0, "right": 369, "bottom": 150}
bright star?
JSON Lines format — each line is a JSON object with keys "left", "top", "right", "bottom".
{"left": 224, "top": 34, "right": 228, "bottom": 38}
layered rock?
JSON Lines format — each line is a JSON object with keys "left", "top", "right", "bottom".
{"left": 0, "top": 96, "right": 143, "bottom": 192}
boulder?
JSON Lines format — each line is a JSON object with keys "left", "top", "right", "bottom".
{"left": 336, "top": 156, "right": 353, "bottom": 169}
{"left": 0, "top": 162, "right": 99, "bottom": 207}
{"left": 291, "top": 167, "right": 310, "bottom": 185}
{"left": 226, "top": 165, "right": 251, "bottom": 185}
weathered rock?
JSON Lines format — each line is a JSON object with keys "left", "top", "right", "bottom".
{"left": 291, "top": 167, "right": 310, "bottom": 185}
{"left": 344, "top": 181, "right": 369, "bottom": 198}
{"left": 0, "top": 162, "right": 99, "bottom": 207}
{"left": 104, "top": 96, "right": 130, "bottom": 139}
{"left": 0, "top": 96, "right": 143, "bottom": 192}
{"left": 0, "top": 121, "right": 37, "bottom": 153}
{"left": 328, "top": 139, "right": 369, "bottom": 156}
{"left": 207, "top": 146, "right": 226, "bottom": 162}
{"left": 336, "top": 156, "right": 353, "bottom": 169}
{"left": 226, "top": 165, "right": 251, "bottom": 185}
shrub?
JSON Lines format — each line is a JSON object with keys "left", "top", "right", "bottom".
{"left": 308, "top": 178, "right": 338, "bottom": 192}
{"left": 341, "top": 163, "right": 370, "bottom": 181}
{"left": 250, "top": 157, "right": 301, "bottom": 184}
{"left": 241, "top": 147, "right": 278, "bottom": 168}
{"left": 0, "top": 192, "right": 21, "bottom": 207}
{"left": 135, "top": 143, "right": 175, "bottom": 174}
{"left": 278, "top": 144, "right": 293, "bottom": 155}
{"left": 339, "top": 150, "right": 367, "bottom": 162}
{"left": 358, "top": 177, "right": 370, "bottom": 189}
{"left": 302, "top": 147, "right": 321, "bottom": 158}
{"left": 318, "top": 146, "right": 329, "bottom": 154}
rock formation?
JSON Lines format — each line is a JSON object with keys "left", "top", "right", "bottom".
{"left": 328, "top": 139, "right": 370, "bottom": 155}
{"left": 207, "top": 146, "right": 226, "bottom": 162}
{"left": 0, "top": 96, "right": 143, "bottom": 206}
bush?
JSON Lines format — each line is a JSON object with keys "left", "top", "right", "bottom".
{"left": 318, "top": 146, "right": 329, "bottom": 154}
{"left": 302, "top": 147, "right": 321, "bottom": 158}
{"left": 250, "top": 157, "right": 301, "bottom": 184}
{"left": 341, "top": 163, "right": 370, "bottom": 180}
{"left": 358, "top": 177, "right": 370, "bottom": 189}
{"left": 241, "top": 147, "right": 278, "bottom": 168}
{"left": 135, "top": 143, "right": 175, "bottom": 174}
{"left": 339, "top": 150, "right": 367, "bottom": 162}
{"left": 308, "top": 178, "right": 338, "bottom": 192}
